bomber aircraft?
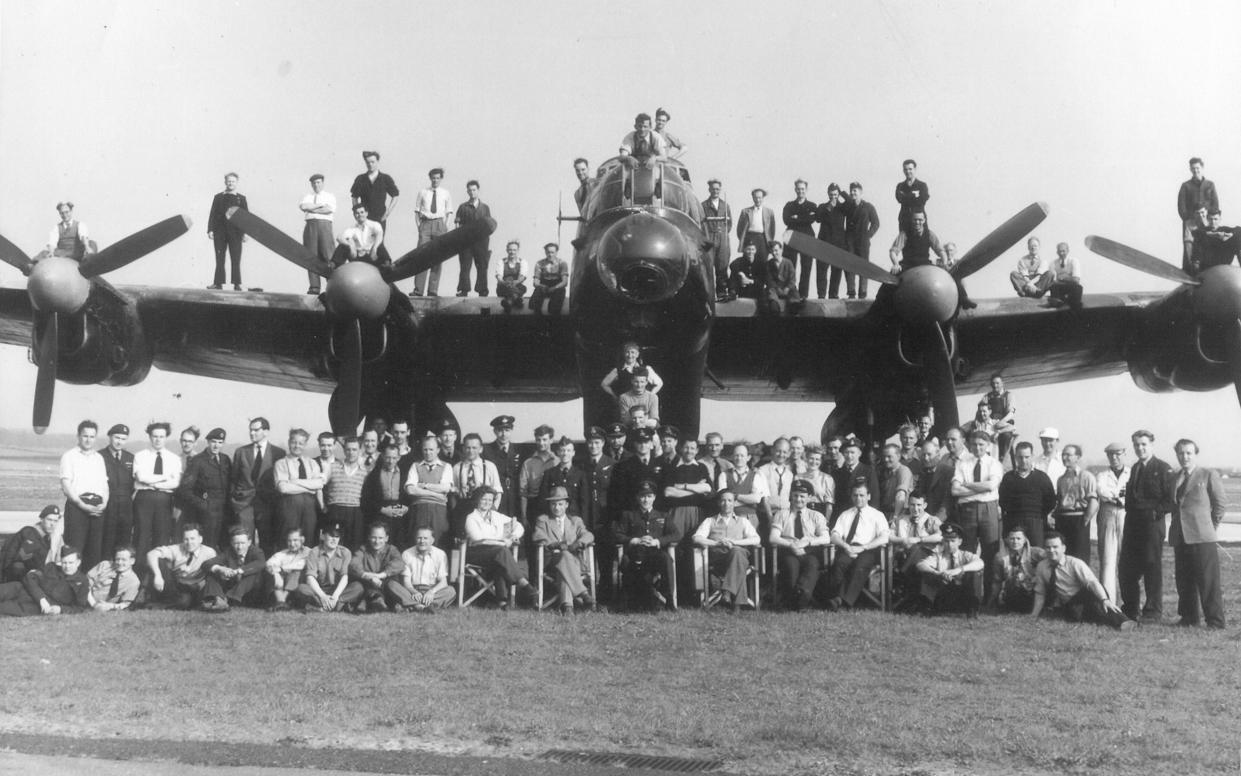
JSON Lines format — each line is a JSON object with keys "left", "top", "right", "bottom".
{"left": 1, "top": 152, "right": 1238, "bottom": 446}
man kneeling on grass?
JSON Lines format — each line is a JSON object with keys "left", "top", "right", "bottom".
{"left": 0, "top": 544, "right": 90, "bottom": 616}
{"left": 292, "top": 521, "right": 361, "bottom": 612}
{"left": 915, "top": 523, "right": 984, "bottom": 617}
{"left": 1030, "top": 532, "right": 1135, "bottom": 631}
{"left": 397, "top": 526, "right": 455, "bottom": 611}
{"left": 199, "top": 526, "right": 267, "bottom": 611}
{"left": 345, "top": 521, "right": 408, "bottom": 613}
{"left": 265, "top": 527, "right": 312, "bottom": 611}
{"left": 146, "top": 523, "right": 217, "bottom": 609}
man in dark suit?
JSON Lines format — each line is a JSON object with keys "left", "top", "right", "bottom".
{"left": 100, "top": 423, "right": 135, "bottom": 563}
{"left": 831, "top": 437, "right": 878, "bottom": 523}
{"left": 200, "top": 525, "right": 266, "bottom": 610}
{"left": 815, "top": 183, "right": 853, "bottom": 299}
{"left": 0, "top": 506, "right": 60, "bottom": 583}
{"left": 1169, "top": 438, "right": 1226, "bottom": 628}
{"left": 540, "top": 437, "right": 588, "bottom": 521}
{"left": 782, "top": 179, "right": 819, "bottom": 299}
{"left": 481, "top": 415, "right": 523, "bottom": 518}
{"left": 178, "top": 427, "right": 232, "bottom": 551}
{"left": 894, "top": 159, "right": 929, "bottom": 232}
{"left": 607, "top": 428, "right": 665, "bottom": 537}
{"left": 1119, "top": 429, "right": 1173, "bottom": 623}
{"left": 229, "top": 417, "right": 286, "bottom": 555}
{"left": 845, "top": 182, "right": 881, "bottom": 299}
{"left": 613, "top": 480, "right": 682, "bottom": 610}
{"left": 206, "top": 172, "right": 249, "bottom": 290}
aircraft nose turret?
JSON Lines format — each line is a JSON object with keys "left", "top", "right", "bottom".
{"left": 597, "top": 212, "right": 689, "bottom": 304}
{"left": 27, "top": 256, "right": 92, "bottom": 314}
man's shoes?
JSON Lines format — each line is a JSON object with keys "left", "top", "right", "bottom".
{"left": 517, "top": 584, "right": 538, "bottom": 605}
{"left": 201, "top": 597, "right": 228, "bottom": 612}
{"left": 1139, "top": 613, "right": 1162, "bottom": 625}
{"left": 423, "top": 605, "right": 437, "bottom": 615}
{"left": 1119, "top": 619, "right": 1137, "bottom": 632}
{"left": 704, "top": 590, "right": 724, "bottom": 609}
{"left": 268, "top": 601, "right": 290, "bottom": 612}
{"left": 427, "top": 291, "right": 438, "bottom": 297}
{"left": 456, "top": 291, "right": 468, "bottom": 297}
{"left": 1174, "top": 618, "right": 1200, "bottom": 627}
{"left": 207, "top": 284, "right": 223, "bottom": 290}
{"left": 233, "top": 284, "right": 243, "bottom": 291}
{"left": 409, "top": 289, "right": 423, "bottom": 297}
{"left": 558, "top": 602, "right": 571, "bottom": 615}
{"left": 826, "top": 597, "right": 843, "bottom": 612}
{"left": 307, "top": 287, "right": 320, "bottom": 295}
{"left": 576, "top": 592, "right": 595, "bottom": 610}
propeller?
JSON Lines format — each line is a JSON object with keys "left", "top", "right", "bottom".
{"left": 789, "top": 202, "right": 1048, "bottom": 435}
{"left": 226, "top": 208, "right": 496, "bottom": 435}
{"left": 1084, "top": 236, "right": 1199, "bottom": 286}
{"left": 2, "top": 215, "right": 193, "bottom": 433}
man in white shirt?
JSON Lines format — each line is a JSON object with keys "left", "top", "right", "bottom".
{"left": 300, "top": 173, "right": 336, "bottom": 293}
{"left": 60, "top": 420, "right": 108, "bottom": 569}
{"left": 1009, "top": 236, "right": 1051, "bottom": 297}
{"left": 1046, "top": 241, "right": 1084, "bottom": 309}
{"left": 754, "top": 437, "right": 795, "bottom": 532}
{"left": 618, "top": 112, "right": 666, "bottom": 168}
{"left": 265, "top": 527, "right": 311, "bottom": 611}
{"left": 769, "top": 480, "right": 832, "bottom": 610}
{"left": 412, "top": 167, "right": 453, "bottom": 296}
{"left": 397, "top": 526, "right": 454, "bottom": 611}
{"left": 146, "top": 523, "right": 216, "bottom": 609}
{"left": 915, "top": 523, "right": 984, "bottom": 616}
{"left": 1033, "top": 427, "right": 1066, "bottom": 483}
{"left": 275, "top": 428, "right": 327, "bottom": 547}
{"left": 336, "top": 203, "right": 384, "bottom": 265}
{"left": 86, "top": 545, "right": 140, "bottom": 611}
{"left": 133, "top": 422, "right": 182, "bottom": 563}
{"left": 826, "top": 481, "right": 890, "bottom": 610}
{"left": 42, "top": 201, "right": 91, "bottom": 260}
{"left": 951, "top": 429, "right": 1004, "bottom": 601}
{"left": 694, "top": 490, "right": 760, "bottom": 612}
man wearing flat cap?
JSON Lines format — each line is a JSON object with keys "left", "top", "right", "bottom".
{"left": 483, "top": 415, "right": 523, "bottom": 518}
{"left": 177, "top": 427, "right": 232, "bottom": 550}
{"left": 916, "top": 522, "right": 984, "bottom": 616}
{"left": 1034, "top": 427, "right": 1065, "bottom": 483}
{"left": 533, "top": 486, "right": 595, "bottom": 613}
{"left": 736, "top": 188, "right": 776, "bottom": 292}
{"left": 101, "top": 423, "right": 135, "bottom": 564}
{"left": 769, "top": 479, "right": 832, "bottom": 609}
{"left": 0, "top": 506, "right": 62, "bottom": 583}
{"left": 951, "top": 429, "right": 1003, "bottom": 600}
{"left": 1095, "top": 442, "right": 1130, "bottom": 602}
{"left": 614, "top": 480, "right": 680, "bottom": 610}
{"left": 299, "top": 173, "right": 336, "bottom": 294}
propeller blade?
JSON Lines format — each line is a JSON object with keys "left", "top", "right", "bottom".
{"left": 925, "top": 324, "right": 959, "bottom": 432}
{"left": 1084, "top": 235, "right": 1199, "bottom": 286}
{"left": 328, "top": 319, "right": 364, "bottom": 436}
{"left": 32, "top": 312, "right": 59, "bottom": 433}
{"left": 226, "top": 208, "right": 333, "bottom": 277}
{"left": 384, "top": 217, "right": 498, "bottom": 283}
{"left": 950, "top": 202, "right": 1050, "bottom": 281}
{"left": 0, "top": 233, "right": 34, "bottom": 275}
{"left": 78, "top": 215, "right": 192, "bottom": 278}
{"left": 783, "top": 230, "right": 899, "bottom": 287}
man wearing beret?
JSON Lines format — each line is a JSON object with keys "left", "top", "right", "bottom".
{"left": 482, "top": 415, "right": 523, "bottom": 518}
{"left": 177, "top": 427, "right": 232, "bottom": 550}
{"left": 769, "top": 479, "right": 832, "bottom": 610}
{"left": 614, "top": 480, "right": 680, "bottom": 611}
{"left": 915, "top": 522, "right": 984, "bottom": 616}
{"left": 533, "top": 486, "right": 596, "bottom": 613}
{"left": 100, "top": 423, "right": 135, "bottom": 564}
{"left": 0, "top": 506, "right": 62, "bottom": 583}
{"left": 60, "top": 420, "right": 108, "bottom": 570}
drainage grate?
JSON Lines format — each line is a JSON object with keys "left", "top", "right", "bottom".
{"left": 540, "top": 749, "right": 724, "bottom": 773}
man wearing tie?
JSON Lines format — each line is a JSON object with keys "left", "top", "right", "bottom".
{"left": 1030, "top": 532, "right": 1134, "bottom": 630}
{"left": 540, "top": 437, "right": 588, "bottom": 522}
{"left": 769, "top": 480, "right": 832, "bottom": 610}
{"left": 229, "top": 417, "right": 287, "bottom": 555}
{"left": 274, "top": 429, "right": 326, "bottom": 552}
{"left": 614, "top": 480, "right": 680, "bottom": 611}
{"left": 100, "top": 424, "right": 136, "bottom": 564}
{"left": 1119, "top": 429, "right": 1173, "bottom": 623}
{"left": 533, "top": 486, "right": 596, "bottom": 613}
{"left": 915, "top": 523, "right": 983, "bottom": 616}
{"left": 360, "top": 430, "right": 381, "bottom": 473}
{"left": 146, "top": 523, "right": 216, "bottom": 609}
{"left": 133, "top": 422, "right": 182, "bottom": 564}
{"left": 827, "top": 481, "right": 890, "bottom": 610}
{"left": 453, "top": 434, "right": 503, "bottom": 536}
{"left": 754, "top": 438, "right": 796, "bottom": 539}
{"left": 177, "top": 427, "right": 231, "bottom": 550}
{"left": 482, "top": 415, "right": 523, "bottom": 518}
{"left": 950, "top": 430, "right": 1004, "bottom": 601}
{"left": 412, "top": 167, "right": 452, "bottom": 296}
{"left": 1169, "top": 438, "right": 1227, "bottom": 628}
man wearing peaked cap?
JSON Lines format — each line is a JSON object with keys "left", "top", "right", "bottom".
{"left": 613, "top": 479, "right": 680, "bottom": 611}
{"left": 482, "top": 416, "right": 522, "bottom": 517}
{"left": 0, "top": 506, "right": 62, "bottom": 583}
{"left": 769, "top": 478, "right": 832, "bottom": 609}
{"left": 101, "top": 423, "right": 136, "bottom": 566}
{"left": 603, "top": 423, "right": 630, "bottom": 463}
{"left": 533, "top": 486, "right": 595, "bottom": 612}
{"left": 916, "top": 521, "right": 984, "bottom": 616}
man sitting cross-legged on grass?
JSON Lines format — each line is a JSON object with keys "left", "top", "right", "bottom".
{"left": 344, "top": 521, "right": 409, "bottom": 613}
{"left": 693, "top": 489, "right": 761, "bottom": 612}
{"left": 1030, "top": 532, "right": 1135, "bottom": 631}
{"left": 614, "top": 480, "right": 682, "bottom": 612}
{"left": 86, "top": 545, "right": 141, "bottom": 612}
{"left": 0, "top": 544, "right": 90, "bottom": 616}
{"left": 265, "top": 527, "right": 312, "bottom": 611}
{"left": 199, "top": 526, "right": 267, "bottom": 611}
{"left": 397, "top": 526, "right": 455, "bottom": 612}
{"left": 291, "top": 521, "right": 360, "bottom": 613}
{"left": 533, "top": 486, "right": 596, "bottom": 614}
{"left": 463, "top": 485, "right": 536, "bottom": 609}
{"left": 915, "top": 522, "right": 984, "bottom": 617}
{"left": 146, "top": 523, "right": 217, "bottom": 610}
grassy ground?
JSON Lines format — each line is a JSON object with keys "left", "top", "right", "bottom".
{"left": 0, "top": 548, "right": 1238, "bottom": 776}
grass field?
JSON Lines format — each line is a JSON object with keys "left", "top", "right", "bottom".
{"left": 0, "top": 548, "right": 1238, "bottom": 776}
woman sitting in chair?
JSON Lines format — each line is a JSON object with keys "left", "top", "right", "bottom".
{"left": 462, "top": 486, "right": 535, "bottom": 609}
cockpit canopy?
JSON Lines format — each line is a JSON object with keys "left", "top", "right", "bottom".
{"left": 584, "top": 157, "right": 703, "bottom": 223}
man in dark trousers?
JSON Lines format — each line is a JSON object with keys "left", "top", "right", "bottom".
{"left": 206, "top": 172, "right": 248, "bottom": 290}
{"left": 0, "top": 545, "right": 90, "bottom": 617}
{"left": 1119, "top": 429, "right": 1173, "bottom": 623}
{"left": 1168, "top": 438, "right": 1227, "bottom": 629}
{"left": 200, "top": 525, "right": 266, "bottom": 611}
{"left": 100, "top": 424, "right": 135, "bottom": 562}
{"left": 701, "top": 178, "right": 733, "bottom": 301}
{"left": 782, "top": 179, "right": 818, "bottom": 299}
{"left": 229, "top": 417, "right": 287, "bottom": 555}
{"left": 894, "top": 159, "right": 929, "bottom": 232}
{"left": 454, "top": 179, "right": 492, "bottom": 297}
{"left": 815, "top": 183, "right": 852, "bottom": 299}
{"left": 482, "top": 415, "right": 523, "bottom": 519}
{"left": 845, "top": 182, "right": 880, "bottom": 299}
{"left": 0, "top": 506, "right": 61, "bottom": 583}
{"left": 177, "top": 427, "right": 231, "bottom": 550}
{"left": 613, "top": 480, "right": 681, "bottom": 610}
{"left": 350, "top": 150, "right": 400, "bottom": 267}
{"left": 998, "top": 442, "right": 1056, "bottom": 547}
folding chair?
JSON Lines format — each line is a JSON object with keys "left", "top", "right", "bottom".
{"left": 535, "top": 543, "right": 597, "bottom": 611}
{"left": 613, "top": 541, "right": 678, "bottom": 611}
{"left": 768, "top": 544, "right": 830, "bottom": 610}
{"left": 695, "top": 545, "right": 761, "bottom": 611}
{"left": 452, "top": 539, "right": 518, "bottom": 608}
{"left": 826, "top": 544, "right": 889, "bottom": 611}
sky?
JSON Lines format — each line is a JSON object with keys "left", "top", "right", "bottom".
{"left": 2, "top": 0, "right": 1241, "bottom": 463}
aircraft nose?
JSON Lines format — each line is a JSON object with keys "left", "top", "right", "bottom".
{"left": 597, "top": 212, "right": 689, "bottom": 304}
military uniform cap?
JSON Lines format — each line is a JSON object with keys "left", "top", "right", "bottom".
{"left": 490, "top": 415, "right": 515, "bottom": 429}
{"left": 206, "top": 427, "right": 227, "bottom": 441}
{"left": 107, "top": 424, "right": 129, "bottom": 436}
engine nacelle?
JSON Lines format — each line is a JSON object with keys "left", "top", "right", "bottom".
{"left": 33, "top": 282, "right": 152, "bottom": 387}
{"left": 1126, "top": 287, "right": 1232, "bottom": 394}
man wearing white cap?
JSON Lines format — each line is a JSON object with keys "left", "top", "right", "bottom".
{"left": 1033, "top": 427, "right": 1065, "bottom": 484}
{"left": 1095, "top": 442, "right": 1130, "bottom": 602}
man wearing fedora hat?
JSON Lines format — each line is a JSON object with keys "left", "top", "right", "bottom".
{"left": 533, "top": 486, "right": 595, "bottom": 613}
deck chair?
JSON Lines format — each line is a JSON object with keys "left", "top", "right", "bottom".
{"left": 452, "top": 539, "right": 518, "bottom": 608}
{"left": 826, "top": 543, "right": 889, "bottom": 611}
{"left": 535, "top": 543, "right": 597, "bottom": 611}
{"left": 695, "top": 545, "right": 761, "bottom": 611}
{"left": 613, "top": 541, "right": 678, "bottom": 611}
